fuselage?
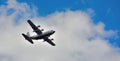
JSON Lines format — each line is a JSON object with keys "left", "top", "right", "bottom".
{"left": 30, "top": 30, "right": 55, "bottom": 40}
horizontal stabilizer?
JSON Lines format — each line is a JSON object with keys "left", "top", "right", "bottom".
{"left": 22, "top": 33, "right": 34, "bottom": 44}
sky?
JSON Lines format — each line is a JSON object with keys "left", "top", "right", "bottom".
{"left": 0, "top": 0, "right": 120, "bottom": 61}
{"left": 17, "top": 0, "right": 120, "bottom": 47}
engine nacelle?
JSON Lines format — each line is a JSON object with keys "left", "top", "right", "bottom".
{"left": 33, "top": 30, "right": 37, "bottom": 32}
{"left": 40, "top": 29, "right": 44, "bottom": 31}
{"left": 37, "top": 25, "right": 40, "bottom": 27}
{"left": 50, "top": 38, "right": 54, "bottom": 40}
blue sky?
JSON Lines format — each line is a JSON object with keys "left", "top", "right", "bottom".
{"left": 17, "top": 0, "right": 120, "bottom": 47}
{"left": 0, "top": 0, "right": 120, "bottom": 47}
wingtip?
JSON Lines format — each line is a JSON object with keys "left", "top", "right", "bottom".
{"left": 52, "top": 44, "right": 56, "bottom": 46}
{"left": 27, "top": 20, "right": 31, "bottom": 22}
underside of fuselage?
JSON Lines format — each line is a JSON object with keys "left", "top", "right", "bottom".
{"left": 30, "top": 30, "right": 55, "bottom": 40}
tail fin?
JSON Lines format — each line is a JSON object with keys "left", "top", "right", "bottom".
{"left": 26, "top": 32, "right": 30, "bottom": 37}
{"left": 22, "top": 33, "right": 34, "bottom": 44}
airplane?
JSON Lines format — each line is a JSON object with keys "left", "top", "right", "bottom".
{"left": 22, "top": 20, "right": 56, "bottom": 46}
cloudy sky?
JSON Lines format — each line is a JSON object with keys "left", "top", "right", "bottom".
{"left": 0, "top": 0, "right": 120, "bottom": 61}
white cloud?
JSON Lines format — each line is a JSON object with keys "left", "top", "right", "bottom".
{"left": 0, "top": 0, "right": 120, "bottom": 61}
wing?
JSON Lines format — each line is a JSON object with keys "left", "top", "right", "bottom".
{"left": 43, "top": 37, "right": 56, "bottom": 46}
{"left": 27, "top": 20, "right": 42, "bottom": 35}
{"left": 22, "top": 33, "right": 34, "bottom": 44}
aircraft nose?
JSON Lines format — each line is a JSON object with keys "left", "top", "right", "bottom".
{"left": 53, "top": 30, "right": 55, "bottom": 33}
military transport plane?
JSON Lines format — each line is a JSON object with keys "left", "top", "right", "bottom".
{"left": 22, "top": 20, "right": 56, "bottom": 46}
